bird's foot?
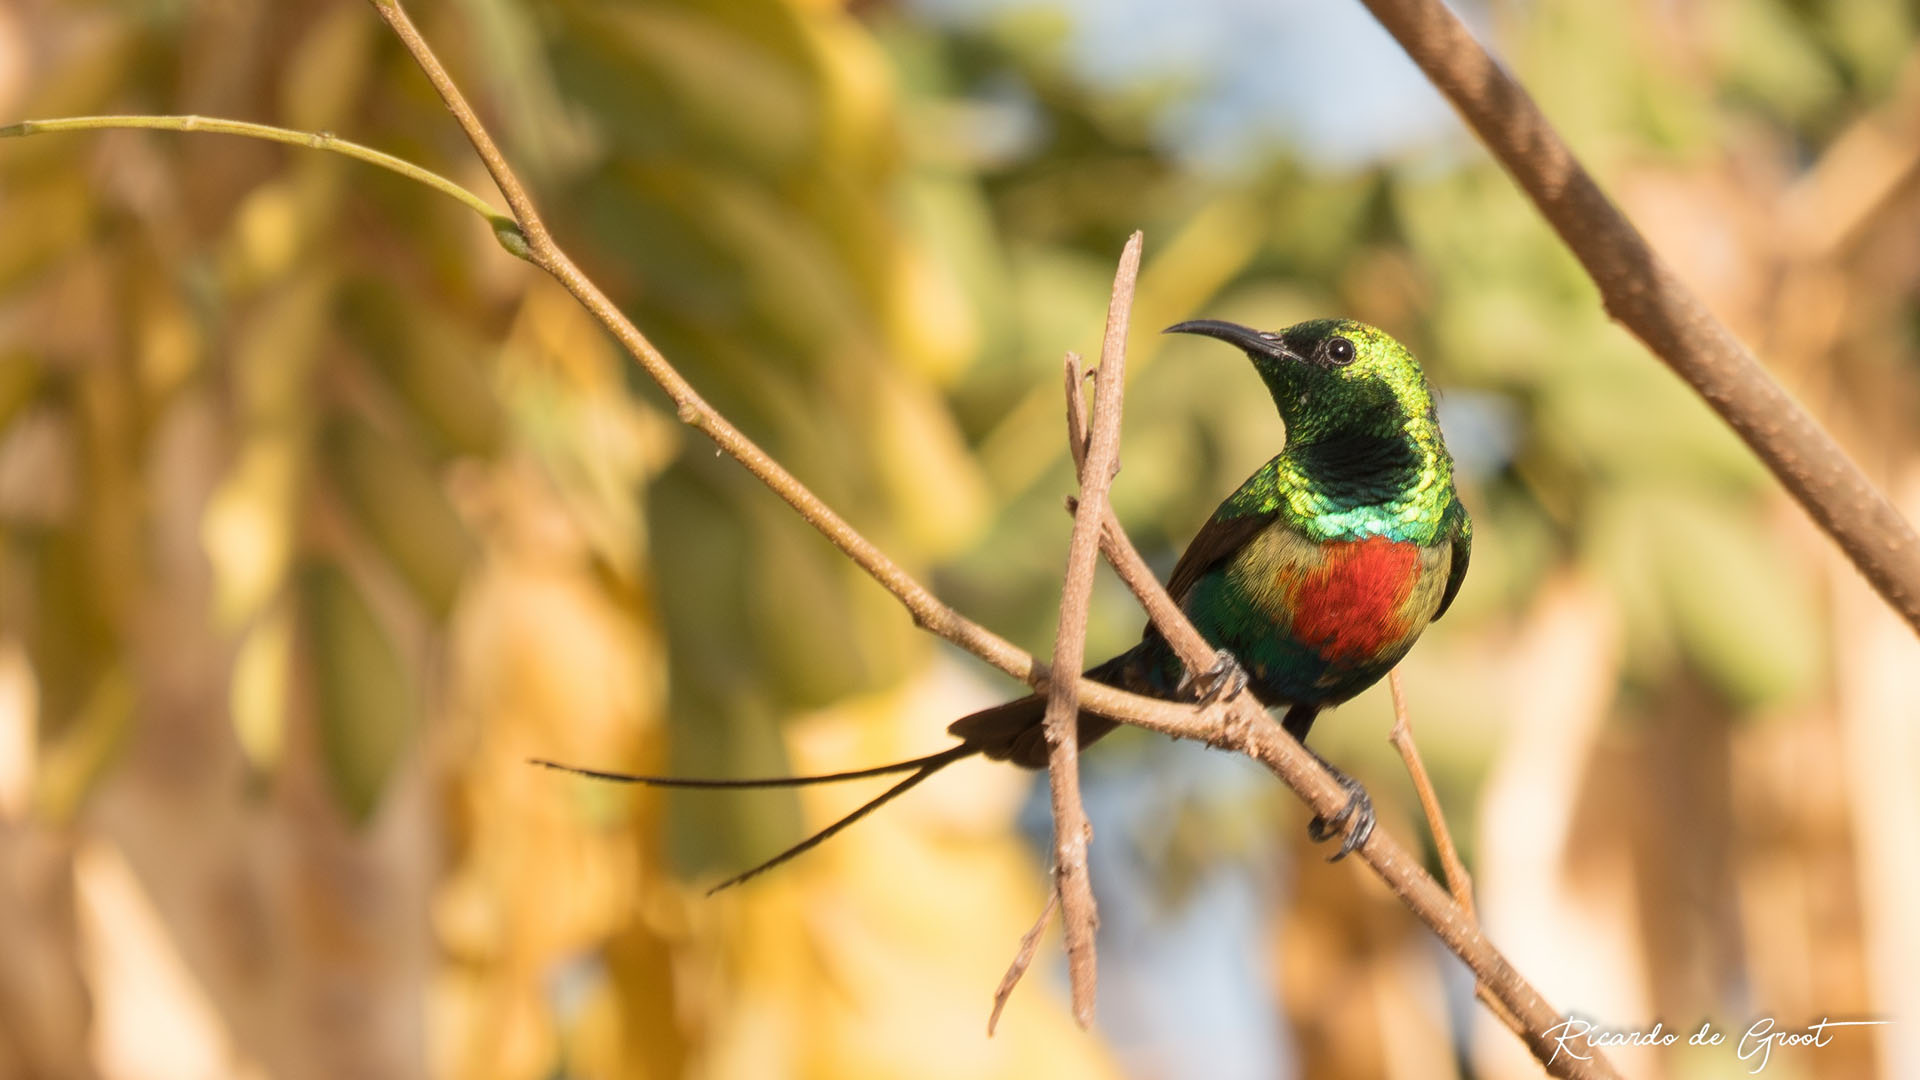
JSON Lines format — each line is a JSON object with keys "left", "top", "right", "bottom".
{"left": 1304, "top": 754, "right": 1374, "bottom": 862}
{"left": 1179, "top": 648, "right": 1249, "bottom": 707}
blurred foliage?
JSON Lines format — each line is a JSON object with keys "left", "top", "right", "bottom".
{"left": 1, "top": 0, "right": 1918, "bottom": 1078}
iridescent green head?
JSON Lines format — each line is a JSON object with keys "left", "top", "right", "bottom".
{"left": 1165, "top": 318, "right": 1436, "bottom": 446}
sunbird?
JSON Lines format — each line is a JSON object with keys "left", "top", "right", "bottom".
{"left": 539, "top": 318, "right": 1470, "bottom": 890}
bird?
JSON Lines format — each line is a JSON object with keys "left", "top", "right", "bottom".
{"left": 536, "top": 317, "right": 1471, "bottom": 892}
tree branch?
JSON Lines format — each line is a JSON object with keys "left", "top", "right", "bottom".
{"left": 1039, "top": 234, "right": 1139, "bottom": 1027}
{"left": 982, "top": 348, "right": 1100, "bottom": 1035}
{"left": 1358, "top": 0, "right": 1920, "bottom": 638}
{"left": 365, "top": 0, "right": 550, "bottom": 250}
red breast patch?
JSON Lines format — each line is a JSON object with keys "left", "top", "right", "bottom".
{"left": 1282, "top": 536, "right": 1422, "bottom": 664}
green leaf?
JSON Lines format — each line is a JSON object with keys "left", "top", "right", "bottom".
{"left": 323, "top": 417, "right": 475, "bottom": 619}
{"left": 300, "top": 562, "right": 415, "bottom": 824}
{"left": 1654, "top": 495, "right": 1822, "bottom": 709}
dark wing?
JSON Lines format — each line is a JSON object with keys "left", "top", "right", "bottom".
{"left": 1164, "top": 508, "right": 1277, "bottom": 603}
{"left": 1432, "top": 495, "right": 1471, "bottom": 622}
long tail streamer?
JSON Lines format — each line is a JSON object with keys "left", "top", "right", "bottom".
{"left": 531, "top": 743, "right": 978, "bottom": 892}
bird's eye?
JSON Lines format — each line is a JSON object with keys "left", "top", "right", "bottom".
{"left": 1327, "top": 337, "right": 1356, "bottom": 365}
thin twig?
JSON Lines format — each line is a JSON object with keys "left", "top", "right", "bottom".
{"left": 1384, "top": 670, "right": 1526, "bottom": 1037}
{"left": 365, "top": 0, "right": 550, "bottom": 250}
{"left": 1063, "top": 351, "right": 1090, "bottom": 475}
{"left": 988, "top": 887, "right": 1060, "bottom": 1036}
{"left": 1040, "top": 231, "right": 1141, "bottom": 1026}
{"left": 1358, "top": 0, "right": 1920, "bottom": 638}
{"left": 0, "top": 114, "right": 524, "bottom": 254}
{"left": 1386, "top": 671, "right": 1473, "bottom": 917}
{"left": 344, "top": 4, "right": 1608, "bottom": 1072}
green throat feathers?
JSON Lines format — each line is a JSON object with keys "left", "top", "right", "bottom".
{"left": 1224, "top": 318, "right": 1455, "bottom": 545}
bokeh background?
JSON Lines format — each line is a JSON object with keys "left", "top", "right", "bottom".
{"left": 2, "top": 0, "right": 1919, "bottom": 1078}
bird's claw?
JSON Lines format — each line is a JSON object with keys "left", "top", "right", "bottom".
{"left": 1305, "top": 761, "right": 1374, "bottom": 862}
{"left": 1179, "top": 648, "right": 1248, "bottom": 706}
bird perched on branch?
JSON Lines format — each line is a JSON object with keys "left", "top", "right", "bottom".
{"left": 538, "top": 318, "right": 1470, "bottom": 891}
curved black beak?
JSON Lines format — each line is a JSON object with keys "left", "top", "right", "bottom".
{"left": 1163, "top": 319, "right": 1300, "bottom": 362}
